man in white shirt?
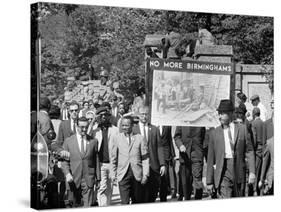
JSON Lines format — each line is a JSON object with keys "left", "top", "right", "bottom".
{"left": 54, "top": 101, "right": 79, "bottom": 154}
{"left": 250, "top": 95, "right": 268, "bottom": 121}
{"left": 132, "top": 106, "right": 165, "bottom": 202}
{"left": 206, "top": 99, "right": 256, "bottom": 198}
{"left": 111, "top": 116, "right": 149, "bottom": 204}
{"left": 62, "top": 117, "right": 100, "bottom": 207}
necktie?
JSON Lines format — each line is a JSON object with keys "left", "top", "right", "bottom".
{"left": 228, "top": 127, "right": 234, "bottom": 154}
{"left": 129, "top": 135, "right": 131, "bottom": 146}
{"left": 143, "top": 125, "right": 147, "bottom": 142}
{"left": 73, "top": 122, "right": 76, "bottom": 133}
{"left": 81, "top": 136, "right": 85, "bottom": 155}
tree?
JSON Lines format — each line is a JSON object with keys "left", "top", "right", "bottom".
{"left": 36, "top": 3, "right": 273, "bottom": 99}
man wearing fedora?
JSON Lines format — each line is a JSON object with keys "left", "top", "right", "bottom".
{"left": 206, "top": 99, "right": 256, "bottom": 198}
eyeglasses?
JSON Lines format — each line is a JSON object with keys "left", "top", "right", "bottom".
{"left": 70, "top": 109, "right": 78, "bottom": 113}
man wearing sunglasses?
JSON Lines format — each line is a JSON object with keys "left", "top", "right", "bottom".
{"left": 54, "top": 101, "right": 80, "bottom": 154}
{"left": 62, "top": 116, "right": 100, "bottom": 207}
{"left": 50, "top": 101, "right": 80, "bottom": 207}
{"left": 91, "top": 107, "right": 119, "bottom": 206}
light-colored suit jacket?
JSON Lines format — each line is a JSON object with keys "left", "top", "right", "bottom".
{"left": 111, "top": 133, "right": 150, "bottom": 182}
{"left": 91, "top": 125, "right": 119, "bottom": 178}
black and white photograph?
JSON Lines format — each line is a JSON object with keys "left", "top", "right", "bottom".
{"left": 150, "top": 60, "right": 232, "bottom": 127}
{"left": 26, "top": 0, "right": 275, "bottom": 211}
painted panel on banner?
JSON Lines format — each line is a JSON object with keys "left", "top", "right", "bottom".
{"left": 151, "top": 69, "right": 231, "bottom": 127}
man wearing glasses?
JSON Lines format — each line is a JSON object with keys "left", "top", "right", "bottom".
{"left": 91, "top": 107, "right": 119, "bottom": 206}
{"left": 62, "top": 117, "right": 100, "bottom": 207}
{"left": 54, "top": 101, "right": 80, "bottom": 153}
{"left": 52, "top": 101, "right": 80, "bottom": 207}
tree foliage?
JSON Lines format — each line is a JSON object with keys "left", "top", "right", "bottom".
{"left": 34, "top": 3, "right": 273, "bottom": 99}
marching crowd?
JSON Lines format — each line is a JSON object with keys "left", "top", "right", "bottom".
{"left": 34, "top": 87, "right": 274, "bottom": 208}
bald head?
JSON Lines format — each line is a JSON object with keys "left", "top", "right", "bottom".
{"left": 139, "top": 106, "right": 150, "bottom": 124}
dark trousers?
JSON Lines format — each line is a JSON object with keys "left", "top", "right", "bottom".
{"left": 190, "top": 150, "right": 204, "bottom": 199}
{"left": 168, "top": 160, "right": 177, "bottom": 196}
{"left": 179, "top": 162, "right": 192, "bottom": 200}
{"left": 254, "top": 155, "right": 262, "bottom": 195}
{"left": 118, "top": 166, "right": 145, "bottom": 204}
{"left": 53, "top": 165, "right": 66, "bottom": 208}
{"left": 179, "top": 153, "right": 203, "bottom": 200}
{"left": 218, "top": 158, "right": 244, "bottom": 198}
{"left": 69, "top": 178, "right": 93, "bottom": 207}
{"left": 159, "top": 161, "right": 177, "bottom": 201}
{"left": 159, "top": 166, "right": 169, "bottom": 201}
{"left": 144, "top": 168, "right": 160, "bottom": 202}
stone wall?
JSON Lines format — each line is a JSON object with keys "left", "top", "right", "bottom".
{"left": 64, "top": 80, "right": 108, "bottom": 103}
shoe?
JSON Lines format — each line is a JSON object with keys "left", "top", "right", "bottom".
{"left": 177, "top": 196, "right": 183, "bottom": 201}
{"left": 171, "top": 193, "right": 177, "bottom": 199}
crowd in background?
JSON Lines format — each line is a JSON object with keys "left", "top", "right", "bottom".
{"left": 33, "top": 82, "right": 274, "bottom": 209}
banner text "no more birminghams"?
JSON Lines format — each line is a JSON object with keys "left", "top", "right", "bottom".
{"left": 148, "top": 58, "right": 233, "bottom": 75}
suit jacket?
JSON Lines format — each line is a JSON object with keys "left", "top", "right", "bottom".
{"left": 206, "top": 123, "right": 255, "bottom": 188}
{"left": 132, "top": 124, "right": 165, "bottom": 173}
{"left": 53, "top": 119, "right": 76, "bottom": 152}
{"left": 62, "top": 134, "right": 100, "bottom": 188}
{"left": 159, "top": 126, "right": 175, "bottom": 162}
{"left": 91, "top": 125, "right": 119, "bottom": 178}
{"left": 174, "top": 126, "right": 205, "bottom": 164}
{"left": 264, "top": 118, "right": 274, "bottom": 140}
{"left": 111, "top": 133, "right": 150, "bottom": 182}
{"left": 251, "top": 117, "right": 265, "bottom": 156}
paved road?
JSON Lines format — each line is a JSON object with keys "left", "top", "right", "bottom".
{"left": 110, "top": 181, "right": 211, "bottom": 206}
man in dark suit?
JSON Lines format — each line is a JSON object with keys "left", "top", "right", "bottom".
{"left": 62, "top": 117, "right": 100, "bottom": 207}
{"left": 52, "top": 101, "right": 80, "bottom": 207}
{"left": 111, "top": 116, "right": 149, "bottom": 204}
{"left": 259, "top": 136, "right": 274, "bottom": 195}
{"left": 158, "top": 125, "right": 177, "bottom": 201}
{"left": 259, "top": 98, "right": 274, "bottom": 195}
{"left": 174, "top": 126, "right": 205, "bottom": 200}
{"left": 132, "top": 106, "right": 165, "bottom": 202}
{"left": 206, "top": 99, "right": 256, "bottom": 198}
{"left": 251, "top": 107, "right": 266, "bottom": 195}
{"left": 53, "top": 101, "right": 79, "bottom": 154}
